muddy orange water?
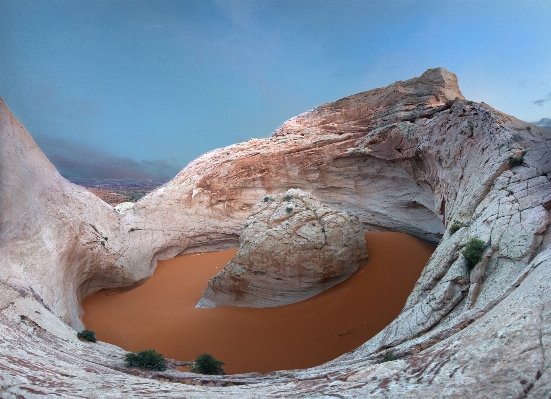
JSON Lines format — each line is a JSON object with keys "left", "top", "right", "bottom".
{"left": 82, "top": 232, "right": 434, "bottom": 374}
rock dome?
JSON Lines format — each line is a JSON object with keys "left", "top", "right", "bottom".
{"left": 197, "top": 188, "right": 369, "bottom": 308}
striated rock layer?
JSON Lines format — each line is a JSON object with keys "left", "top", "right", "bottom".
{"left": 1, "top": 68, "right": 551, "bottom": 397}
{"left": 197, "top": 188, "right": 369, "bottom": 308}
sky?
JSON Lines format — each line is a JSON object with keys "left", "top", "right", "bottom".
{"left": 1, "top": 0, "right": 550, "bottom": 181}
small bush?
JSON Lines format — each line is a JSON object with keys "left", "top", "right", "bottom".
{"left": 285, "top": 194, "right": 293, "bottom": 201}
{"left": 321, "top": 227, "right": 325, "bottom": 233}
{"left": 125, "top": 349, "right": 167, "bottom": 371}
{"left": 526, "top": 126, "right": 531, "bottom": 131}
{"left": 379, "top": 352, "right": 399, "bottom": 363}
{"left": 462, "top": 238, "right": 486, "bottom": 269}
{"left": 509, "top": 156, "right": 523, "bottom": 166}
{"left": 263, "top": 196, "right": 270, "bottom": 202}
{"left": 77, "top": 329, "right": 97, "bottom": 343}
{"left": 466, "top": 100, "right": 474, "bottom": 105}
{"left": 286, "top": 207, "right": 293, "bottom": 214}
{"left": 100, "top": 241, "right": 105, "bottom": 246}
{"left": 190, "top": 353, "right": 225, "bottom": 375}
{"left": 449, "top": 223, "right": 462, "bottom": 235}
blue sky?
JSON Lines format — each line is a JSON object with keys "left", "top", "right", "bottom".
{"left": 1, "top": 0, "right": 550, "bottom": 180}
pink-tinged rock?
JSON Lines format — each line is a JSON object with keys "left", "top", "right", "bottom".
{"left": 1, "top": 67, "right": 551, "bottom": 397}
{"left": 197, "top": 189, "right": 368, "bottom": 308}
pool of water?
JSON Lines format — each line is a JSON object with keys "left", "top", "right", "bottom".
{"left": 82, "top": 232, "right": 434, "bottom": 374}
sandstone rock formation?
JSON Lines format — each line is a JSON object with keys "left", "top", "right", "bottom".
{"left": 1, "top": 68, "right": 551, "bottom": 397}
{"left": 197, "top": 188, "right": 369, "bottom": 308}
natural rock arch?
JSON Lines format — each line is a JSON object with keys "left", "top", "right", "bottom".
{"left": 0, "top": 68, "right": 550, "bottom": 397}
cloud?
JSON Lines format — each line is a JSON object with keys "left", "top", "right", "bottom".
{"left": 534, "top": 92, "right": 551, "bottom": 106}
{"left": 533, "top": 118, "right": 551, "bottom": 129}
{"left": 34, "top": 136, "right": 182, "bottom": 181}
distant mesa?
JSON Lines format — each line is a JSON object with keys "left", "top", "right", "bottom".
{"left": 68, "top": 178, "right": 165, "bottom": 206}
{"left": 79, "top": 186, "right": 134, "bottom": 206}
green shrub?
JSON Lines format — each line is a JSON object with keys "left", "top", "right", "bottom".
{"left": 462, "top": 238, "right": 486, "bottom": 269}
{"left": 100, "top": 241, "right": 105, "bottom": 246}
{"left": 509, "top": 156, "right": 523, "bottom": 166}
{"left": 190, "top": 353, "right": 225, "bottom": 375}
{"left": 379, "top": 352, "right": 398, "bottom": 363}
{"left": 285, "top": 194, "right": 293, "bottom": 201}
{"left": 125, "top": 349, "right": 167, "bottom": 371}
{"left": 526, "top": 126, "right": 531, "bottom": 131}
{"left": 77, "top": 329, "right": 97, "bottom": 343}
{"left": 286, "top": 206, "right": 293, "bottom": 214}
{"left": 263, "top": 196, "right": 270, "bottom": 202}
{"left": 449, "top": 223, "right": 462, "bottom": 235}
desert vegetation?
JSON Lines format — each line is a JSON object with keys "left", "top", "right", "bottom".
{"left": 449, "top": 223, "right": 462, "bottom": 235}
{"left": 190, "top": 353, "right": 225, "bottom": 375}
{"left": 77, "top": 329, "right": 96, "bottom": 343}
{"left": 509, "top": 156, "right": 524, "bottom": 166}
{"left": 124, "top": 349, "right": 167, "bottom": 371}
{"left": 462, "top": 238, "right": 486, "bottom": 270}
{"left": 379, "top": 351, "right": 399, "bottom": 363}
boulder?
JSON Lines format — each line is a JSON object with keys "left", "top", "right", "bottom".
{"left": 197, "top": 189, "right": 368, "bottom": 308}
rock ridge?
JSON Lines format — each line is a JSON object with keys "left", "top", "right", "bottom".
{"left": 1, "top": 67, "right": 551, "bottom": 397}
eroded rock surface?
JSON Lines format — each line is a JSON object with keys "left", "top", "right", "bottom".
{"left": 1, "top": 68, "right": 551, "bottom": 397}
{"left": 197, "top": 189, "right": 368, "bottom": 308}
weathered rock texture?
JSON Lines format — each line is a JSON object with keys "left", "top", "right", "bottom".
{"left": 197, "top": 188, "right": 369, "bottom": 308}
{"left": 1, "top": 68, "right": 551, "bottom": 397}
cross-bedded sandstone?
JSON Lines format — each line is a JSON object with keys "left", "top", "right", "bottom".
{"left": 197, "top": 188, "right": 368, "bottom": 308}
{"left": 1, "top": 68, "right": 550, "bottom": 397}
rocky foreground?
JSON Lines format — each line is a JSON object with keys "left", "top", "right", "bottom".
{"left": 0, "top": 68, "right": 550, "bottom": 397}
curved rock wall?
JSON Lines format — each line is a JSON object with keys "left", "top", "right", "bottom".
{"left": 1, "top": 68, "right": 550, "bottom": 397}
